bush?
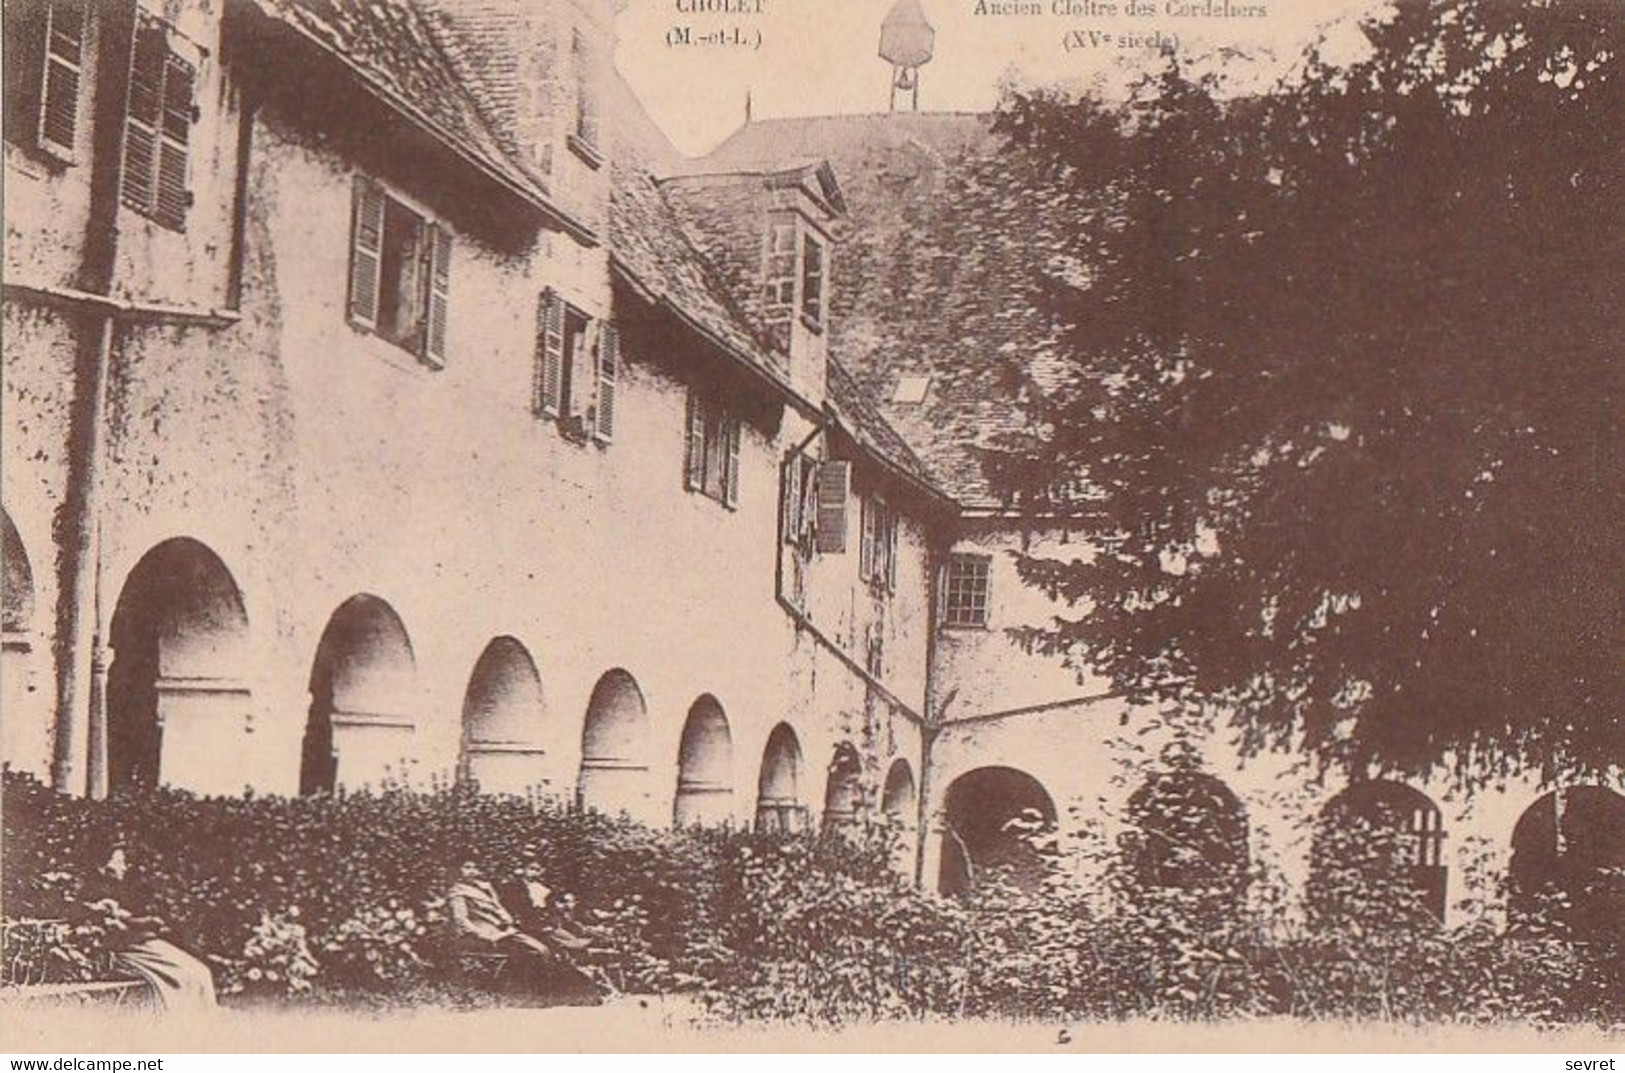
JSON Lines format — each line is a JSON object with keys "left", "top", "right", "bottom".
{"left": 2, "top": 769, "right": 1618, "bottom": 1024}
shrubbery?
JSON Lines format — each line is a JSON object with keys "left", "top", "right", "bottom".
{"left": 2, "top": 769, "right": 1618, "bottom": 1024}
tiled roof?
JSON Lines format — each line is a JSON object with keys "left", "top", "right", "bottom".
{"left": 606, "top": 75, "right": 797, "bottom": 399}
{"left": 692, "top": 113, "right": 1076, "bottom": 507}
{"left": 244, "top": 0, "right": 575, "bottom": 232}
{"left": 825, "top": 359, "right": 939, "bottom": 497}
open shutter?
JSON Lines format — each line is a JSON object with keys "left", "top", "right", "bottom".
{"left": 38, "top": 0, "right": 87, "bottom": 159}
{"left": 152, "top": 51, "right": 194, "bottom": 229}
{"left": 684, "top": 391, "right": 707, "bottom": 491}
{"left": 859, "top": 497, "right": 875, "bottom": 580}
{"left": 886, "top": 512, "right": 899, "bottom": 591}
{"left": 422, "top": 222, "right": 451, "bottom": 367}
{"left": 594, "top": 322, "right": 619, "bottom": 442}
{"left": 121, "top": 16, "right": 166, "bottom": 213}
{"left": 815, "top": 461, "right": 851, "bottom": 554}
{"left": 782, "top": 454, "right": 803, "bottom": 543}
{"left": 723, "top": 416, "right": 741, "bottom": 508}
{"left": 534, "top": 289, "right": 564, "bottom": 416}
{"left": 347, "top": 177, "right": 385, "bottom": 330}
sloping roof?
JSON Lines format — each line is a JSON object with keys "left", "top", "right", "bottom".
{"left": 691, "top": 112, "right": 1076, "bottom": 507}
{"left": 606, "top": 75, "right": 799, "bottom": 401}
{"left": 244, "top": 0, "right": 589, "bottom": 239}
{"left": 825, "top": 359, "right": 939, "bottom": 496}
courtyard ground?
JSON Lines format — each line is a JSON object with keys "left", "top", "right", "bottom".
{"left": 3, "top": 996, "right": 1621, "bottom": 1053}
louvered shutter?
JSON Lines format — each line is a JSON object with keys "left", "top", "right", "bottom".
{"left": 859, "top": 497, "right": 875, "bottom": 580}
{"left": 886, "top": 512, "right": 899, "bottom": 591}
{"left": 723, "top": 416, "right": 741, "bottom": 508}
{"left": 121, "top": 17, "right": 165, "bottom": 214}
{"left": 347, "top": 177, "right": 385, "bottom": 330}
{"left": 815, "top": 461, "right": 851, "bottom": 554}
{"left": 38, "top": 0, "right": 87, "bottom": 159}
{"left": 535, "top": 289, "right": 564, "bottom": 416}
{"left": 782, "top": 455, "right": 802, "bottom": 544}
{"left": 594, "top": 323, "right": 619, "bottom": 442}
{"left": 684, "top": 391, "right": 706, "bottom": 491}
{"left": 152, "top": 51, "right": 194, "bottom": 229}
{"left": 422, "top": 222, "right": 451, "bottom": 367}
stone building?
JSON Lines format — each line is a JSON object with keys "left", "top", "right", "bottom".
{"left": 3, "top": 0, "right": 1618, "bottom": 924}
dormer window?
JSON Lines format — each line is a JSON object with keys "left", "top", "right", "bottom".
{"left": 568, "top": 28, "right": 601, "bottom": 167}
{"left": 761, "top": 215, "right": 830, "bottom": 350}
{"left": 801, "top": 232, "right": 826, "bottom": 330}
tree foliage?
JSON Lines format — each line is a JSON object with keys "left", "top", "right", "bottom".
{"left": 991, "top": 0, "right": 1623, "bottom": 783}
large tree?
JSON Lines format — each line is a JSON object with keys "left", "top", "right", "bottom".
{"left": 991, "top": 0, "right": 1622, "bottom": 783}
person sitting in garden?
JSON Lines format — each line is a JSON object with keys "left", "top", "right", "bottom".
{"left": 445, "top": 860, "right": 601, "bottom": 1006}
{"left": 498, "top": 860, "right": 594, "bottom": 955}
{"left": 77, "top": 845, "right": 217, "bottom": 1013}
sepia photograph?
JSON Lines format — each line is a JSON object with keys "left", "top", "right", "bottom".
{"left": 0, "top": 0, "right": 1620, "bottom": 1056}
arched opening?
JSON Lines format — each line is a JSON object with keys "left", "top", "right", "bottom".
{"left": 674, "top": 694, "right": 733, "bottom": 827}
{"left": 577, "top": 669, "right": 650, "bottom": 818}
{"left": 301, "top": 595, "right": 416, "bottom": 794}
{"left": 881, "top": 758, "right": 918, "bottom": 876}
{"left": 822, "top": 742, "right": 864, "bottom": 836}
{"left": 1309, "top": 780, "right": 1447, "bottom": 925}
{"left": 755, "top": 722, "right": 804, "bottom": 834}
{"left": 1123, "top": 769, "right": 1249, "bottom": 904}
{"left": 938, "top": 766, "right": 1056, "bottom": 897}
{"left": 459, "top": 636, "right": 547, "bottom": 796}
{"left": 107, "top": 538, "right": 249, "bottom": 795}
{"left": 1510, "top": 787, "right": 1625, "bottom": 941}
{"left": 2, "top": 507, "right": 44, "bottom": 774}
{"left": 2, "top": 508, "right": 35, "bottom": 635}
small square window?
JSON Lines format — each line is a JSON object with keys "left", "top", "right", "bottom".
{"left": 942, "top": 555, "right": 991, "bottom": 628}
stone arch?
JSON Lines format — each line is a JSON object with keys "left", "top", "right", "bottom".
{"left": 577, "top": 669, "right": 651, "bottom": 818}
{"left": 301, "top": 594, "right": 417, "bottom": 794}
{"left": 107, "top": 537, "right": 250, "bottom": 794}
{"left": 459, "top": 636, "right": 547, "bottom": 796}
{"left": 1124, "top": 768, "right": 1249, "bottom": 900}
{"left": 1, "top": 507, "right": 44, "bottom": 774}
{"left": 822, "top": 742, "right": 864, "bottom": 835}
{"left": 881, "top": 758, "right": 918, "bottom": 876}
{"left": 755, "top": 722, "right": 805, "bottom": 834}
{"left": 674, "top": 694, "right": 733, "bottom": 827}
{"left": 938, "top": 765, "right": 1056, "bottom": 897}
{"left": 2, "top": 508, "right": 35, "bottom": 634}
{"left": 1310, "top": 779, "right": 1447, "bottom": 923}
{"left": 1510, "top": 786, "right": 1625, "bottom": 940}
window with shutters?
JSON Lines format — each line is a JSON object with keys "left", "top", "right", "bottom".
{"left": 11, "top": 0, "right": 89, "bottom": 162}
{"left": 347, "top": 176, "right": 452, "bottom": 367}
{"left": 533, "top": 290, "right": 613, "bottom": 442}
{"left": 781, "top": 453, "right": 819, "bottom": 550}
{"left": 860, "top": 495, "right": 899, "bottom": 595}
{"left": 685, "top": 389, "right": 741, "bottom": 508}
{"left": 120, "top": 12, "right": 197, "bottom": 231}
{"left": 942, "top": 554, "right": 991, "bottom": 628}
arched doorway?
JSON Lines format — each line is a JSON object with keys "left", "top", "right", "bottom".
{"left": 1510, "top": 787, "right": 1625, "bottom": 941}
{"left": 755, "top": 722, "right": 804, "bottom": 834}
{"left": 1309, "top": 780, "right": 1447, "bottom": 924}
{"left": 577, "top": 669, "right": 650, "bottom": 819}
{"left": 301, "top": 595, "right": 416, "bottom": 794}
{"left": 881, "top": 758, "right": 917, "bottom": 876}
{"left": 938, "top": 766, "right": 1056, "bottom": 897}
{"left": 822, "top": 743, "right": 864, "bottom": 836}
{"left": 107, "top": 538, "right": 249, "bottom": 795}
{"left": 674, "top": 695, "right": 732, "bottom": 827}
{"left": 460, "top": 637, "right": 547, "bottom": 796}
{"left": 1, "top": 507, "right": 43, "bottom": 774}
{"left": 1123, "top": 768, "right": 1250, "bottom": 904}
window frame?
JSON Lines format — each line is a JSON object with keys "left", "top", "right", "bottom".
{"left": 347, "top": 176, "right": 452, "bottom": 369}
{"left": 941, "top": 553, "right": 992, "bottom": 629}
{"left": 685, "top": 388, "right": 742, "bottom": 510}
{"left": 567, "top": 27, "right": 601, "bottom": 168}
{"left": 860, "top": 494, "right": 899, "bottom": 596}
{"left": 120, "top": 10, "right": 200, "bottom": 232}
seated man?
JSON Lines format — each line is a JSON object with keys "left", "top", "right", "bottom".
{"left": 445, "top": 860, "right": 601, "bottom": 1006}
